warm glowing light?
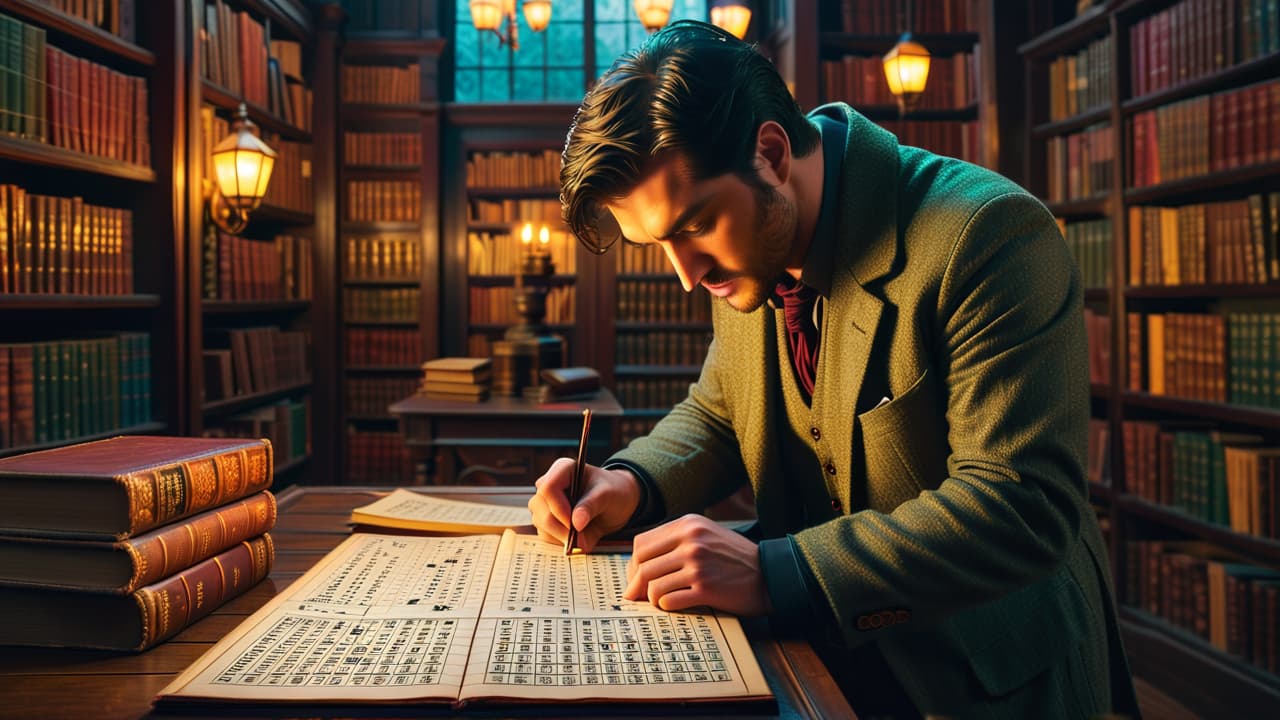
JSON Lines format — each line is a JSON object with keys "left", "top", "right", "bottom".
{"left": 470, "top": 0, "right": 503, "bottom": 31}
{"left": 523, "top": 0, "right": 552, "bottom": 31}
{"left": 538, "top": 225, "right": 550, "bottom": 245}
{"left": 633, "top": 0, "right": 673, "bottom": 32}
{"left": 211, "top": 105, "right": 276, "bottom": 211}
{"left": 883, "top": 35, "right": 931, "bottom": 99}
{"left": 521, "top": 222, "right": 534, "bottom": 245}
{"left": 710, "top": 1, "right": 751, "bottom": 39}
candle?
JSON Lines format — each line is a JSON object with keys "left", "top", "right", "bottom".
{"left": 521, "top": 222, "right": 534, "bottom": 253}
{"left": 538, "top": 225, "right": 550, "bottom": 258}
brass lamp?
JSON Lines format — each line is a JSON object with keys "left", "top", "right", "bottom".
{"left": 709, "top": 0, "right": 751, "bottom": 39}
{"left": 469, "top": 0, "right": 552, "bottom": 49}
{"left": 503, "top": 222, "right": 564, "bottom": 396}
{"left": 207, "top": 103, "right": 276, "bottom": 235}
{"left": 634, "top": 0, "right": 673, "bottom": 32}
{"left": 882, "top": 33, "right": 931, "bottom": 114}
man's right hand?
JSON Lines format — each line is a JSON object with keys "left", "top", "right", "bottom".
{"left": 529, "top": 459, "right": 641, "bottom": 552}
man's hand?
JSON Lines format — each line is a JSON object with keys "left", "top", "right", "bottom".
{"left": 528, "top": 460, "right": 640, "bottom": 552}
{"left": 624, "top": 514, "right": 770, "bottom": 617}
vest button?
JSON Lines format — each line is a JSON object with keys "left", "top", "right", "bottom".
{"left": 830, "top": 498, "right": 842, "bottom": 512}
{"left": 810, "top": 427, "right": 821, "bottom": 441}
{"left": 824, "top": 462, "right": 837, "bottom": 475}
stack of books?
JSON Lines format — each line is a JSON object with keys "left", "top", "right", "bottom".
{"left": 0, "top": 435, "right": 277, "bottom": 651}
{"left": 420, "top": 357, "right": 492, "bottom": 402}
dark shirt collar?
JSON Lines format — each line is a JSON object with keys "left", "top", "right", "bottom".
{"left": 801, "top": 112, "right": 847, "bottom": 297}
{"left": 769, "top": 111, "right": 847, "bottom": 305}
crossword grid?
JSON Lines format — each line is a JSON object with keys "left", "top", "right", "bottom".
{"left": 481, "top": 615, "right": 733, "bottom": 686}
{"left": 306, "top": 536, "right": 484, "bottom": 610}
{"left": 213, "top": 615, "right": 458, "bottom": 688}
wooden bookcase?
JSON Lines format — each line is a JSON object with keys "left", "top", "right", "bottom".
{"left": 337, "top": 32, "right": 445, "bottom": 484}
{"left": 782, "top": 0, "right": 998, "bottom": 170}
{"left": 0, "top": 0, "right": 178, "bottom": 458}
{"left": 1020, "top": 0, "right": 1280, "bottom": 715}
{"left": 181, "top": 0, "right": 338, "bottom": 487}
{"left": 438, "top": 103, "right": 716, "bottom": 449}
{"left": 440, "top": 103, "right": 588, "bottom": 363}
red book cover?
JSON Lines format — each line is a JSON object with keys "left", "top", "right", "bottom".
{"left": 8, "top": 344, "right": 34, "bottom": 447}
{"left": 1225, "top": 90, "right": 1241, "bottom": 169}
{"left": 1242, "top": 85, "right": 1258, "bottom": 166}
{"left": 1254, "top": 84, "right": 1270, "bottom": 167}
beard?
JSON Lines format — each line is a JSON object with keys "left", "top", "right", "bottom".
{"left": 713, "top": 174, "right": 796, "bottom": 313}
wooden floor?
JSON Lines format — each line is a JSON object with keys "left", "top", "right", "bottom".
{"left": 1136, "top": 676, "right": 1201, "bottom": 720}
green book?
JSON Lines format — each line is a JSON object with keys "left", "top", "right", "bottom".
{"left": 6, "top": 15, "right": 23, "bottom": 137}
{"left": 0, "top": 16, "right": 10, "bottom": 136}
{"left": 32, "top": 343, "right": 46, "bottom": 444}
{"left": 20, "top": 23, "right": 40, "bottom": 140}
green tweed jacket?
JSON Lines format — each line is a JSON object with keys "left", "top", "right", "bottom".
{"left": 610, "top": 105, "right": 1140, "bottom": 719}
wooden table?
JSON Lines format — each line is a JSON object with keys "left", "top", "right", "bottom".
{"left": 389, "top": 390, "right": 624, "bottom": 485}
{"left": 0, "top": 485, "right": 855, "bottom": 719}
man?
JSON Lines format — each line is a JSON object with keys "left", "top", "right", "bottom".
{"left": 530, "top": 20, "right": 1139, "bottom": 720}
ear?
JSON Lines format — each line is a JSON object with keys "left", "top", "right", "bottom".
{"left": 754, "top": 120, "right": 792, "bottom": 187}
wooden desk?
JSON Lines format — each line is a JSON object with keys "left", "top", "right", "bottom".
{"left": 389, "top": 390, "right": 624, "bottom": 485}
{"left": 0, "top": 486, "right": 855, "bottom": 719}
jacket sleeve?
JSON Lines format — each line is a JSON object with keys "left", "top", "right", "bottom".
{"left": 794, "top": 192, "right": 1091, "bottom": 646}
{"left": 606, "top": 328, "right": 753, "bottom": 518}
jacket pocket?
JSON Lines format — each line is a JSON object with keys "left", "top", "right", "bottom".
{"left": 857, "top": 368, "right": 949, "bottom": 509}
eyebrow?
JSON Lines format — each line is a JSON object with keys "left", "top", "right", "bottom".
{"left": 654, "top": 194, "right": 716, "bottom": 242}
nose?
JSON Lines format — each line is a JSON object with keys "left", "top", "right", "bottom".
{"left": 658, "top": 240, "right": 709, "bottom": 293}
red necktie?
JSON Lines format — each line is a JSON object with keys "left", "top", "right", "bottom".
{"left": 776, "top": 279, "right": 820, "bottom": 397}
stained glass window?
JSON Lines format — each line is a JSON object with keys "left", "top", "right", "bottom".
{"left": 593, "top": 0, "right": 705, "bottom": 80}
{"left": 454, "top": 0, "right": 709, "bottom": 103}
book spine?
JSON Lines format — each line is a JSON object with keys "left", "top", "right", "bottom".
{"left": 122, "top": 490, "right": 276, "bottom": 592}
{"left": 131, "top": 533, "right": 273, "bottom": 651}
{"left": 119, "top": 438, "right": 273, "bottom": 537}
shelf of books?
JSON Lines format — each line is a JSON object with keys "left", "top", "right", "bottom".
{"left": 612, "top": 243, "right": 712, "bottom": 445}
{"left": 0, "top": 0, "right": 177, "bottom": 458}
{"left": 338, "top": 35, "right": 442, "bottom": 484}
{"left": 814, "top": 0, "right": 985, "bottom": 167}
{"left": 461, "top": 148, "right": 578, "bottom": 360}
{"left": 1023, "top": 0, "right": 1280, "bottom": 714}
{"left": 192, "top": 0, "right": 316, "bottom": 483}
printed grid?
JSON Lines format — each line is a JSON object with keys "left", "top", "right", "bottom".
{"left": 482, "top": 615, "right": 734, "bottom": 687}
{"left": 213, "top": 615, "right": 459, "bottom": 688}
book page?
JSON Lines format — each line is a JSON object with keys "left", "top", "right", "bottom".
{"left": 350, "top": 488, "right": 533, "bottom": 534}
{"left": 157, "top": 533, "right": 499, "bottom": 704}
{"left": 460, "top": 531, "right": 772, "bottom": 704}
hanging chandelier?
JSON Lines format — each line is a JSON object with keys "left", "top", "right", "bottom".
{"left": 709, "top": 0, "right": 751, "bottom": 39}
{"left": 633, "top": 0, "right": 673, "bottom": 32}
{"left": 469, "top": 0, "right": 553, "bottom": 50}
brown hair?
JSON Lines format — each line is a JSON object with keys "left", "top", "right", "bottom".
{"left": 560, "top": 19, "right": 819, "bottom": 253}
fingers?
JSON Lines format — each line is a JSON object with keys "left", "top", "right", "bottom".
{"left": 621, "top": 515, "right": 769, "bottom": 616}
{"left": 529, "top": 457, "right": 577, "bottom": 540}
{"left": 623, "top": 543, "right": 686, "bottom": 601}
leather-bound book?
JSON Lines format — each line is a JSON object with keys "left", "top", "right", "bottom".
{"left": 0, "top": 435, "right": 272, "bottom": 540}
{"left": 0, "top": 490, "right": 276, "bottom": 593}
{"left": 0, "top": 533, "right": 273, "bottom": 651}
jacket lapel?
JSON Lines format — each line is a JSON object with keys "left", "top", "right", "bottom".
{"left": 810, "top": 105, "right": 901, "bottom": 509}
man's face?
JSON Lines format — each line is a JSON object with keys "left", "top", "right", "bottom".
{"left": 605, "top": 154, "right": 796, "bottom": 313}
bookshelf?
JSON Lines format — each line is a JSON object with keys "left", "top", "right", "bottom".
{"left": 184, "top": 0, "right": 329, "bottom": 486}
{"left": 440, "top": 102, "right": 585, "bottom": 363}
{"left": 611, "top": 243, "right": 712, "bottom": 445}
{"left": 1021, "top": 0, "right": 1280, "bottom": 715}
{"left": 337, "top": 31, "right": 445, "bottom": 484}
{"left": 0, "top": 0, "right": 177, "bottom": 458}
{"left": 784, "top": 0, "right": 995, "bottom": 169}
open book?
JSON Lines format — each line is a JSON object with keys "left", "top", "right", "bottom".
{"left": 154, "top": 530, "right": 774, "bottom": 711}
{"left": 349, "top": 488, "right": 533, "bottom": 534}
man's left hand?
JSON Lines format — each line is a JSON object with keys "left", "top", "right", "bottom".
{"left": 623, "top": 514, "right": 771, "bottom": 616}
